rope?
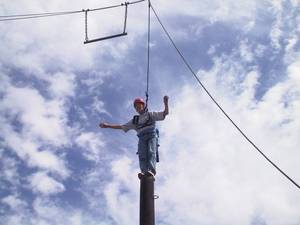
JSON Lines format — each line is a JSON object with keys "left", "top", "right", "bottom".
{"left": 150, "top": 3, "right": 300, "bottom": 190}
{"left": 145, "top": 0, "right": 151, "bottom": 109}
{"left": 84, "top": 10, "right": 89, "bottom": 42}
{"left": 0, "top": 0, "right": 145, "bottom": 22}
{"left": 123, "top": 2, "right": 128, "bottom": 33}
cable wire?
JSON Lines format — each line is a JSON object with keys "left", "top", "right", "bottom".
{"left": 0, "top": 11, "right": 82, "bottom": 18}
{"left": 0, "top": 11, "right": 82, "bottom": 21}
{"left": 145, "top": 0, "right": 151, "bottom": 109}
{"left": 0, "top": 0, "right": 145, "bottom": 22}
{"left": 150, "top": 3, "right": 300, "bottom": 190}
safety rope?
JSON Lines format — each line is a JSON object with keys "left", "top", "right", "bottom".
{"left": 145, "top": 0, "right": 151, "bottom": 110}
{"left": 150, "top": 3, "right": 300, "bottom": 190}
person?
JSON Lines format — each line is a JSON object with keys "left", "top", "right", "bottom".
{"left": 99, "top": 96, "right": 169, "bottom": 177}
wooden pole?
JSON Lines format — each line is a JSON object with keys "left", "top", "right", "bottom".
{"left": 139, "top": 175, "right": 155, "bottom": 225}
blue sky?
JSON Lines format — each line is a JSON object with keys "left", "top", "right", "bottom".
{"left": 1, "top": 0, "right": 300, "bottom": 225}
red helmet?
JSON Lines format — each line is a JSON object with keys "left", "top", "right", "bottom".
{"left": 133, "top": 97, "right": 145, "bottom": 107}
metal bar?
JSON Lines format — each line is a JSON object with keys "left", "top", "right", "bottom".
{"left": 83, "top": 32, "right": 127, "bottom": 44}
{"left": 140, "top": 175, "right": 155, "bottom": 225}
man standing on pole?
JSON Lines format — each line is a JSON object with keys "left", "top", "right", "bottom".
{"left": 99, "top": 95, "right": 169, "bottom": 177}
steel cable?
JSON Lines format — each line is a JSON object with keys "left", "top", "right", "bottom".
{"left": 150, "top": 3, "right": 300, "bottom": 190}
{"left": 0, "top": 0, "right": 145, "bottom": 22}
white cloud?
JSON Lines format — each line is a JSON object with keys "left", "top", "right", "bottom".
{"left": 2, "top": 196, "right": 107, "bottom": 225}
{"left": 103, "top": 156, "right": 139, "bottom": 225}
{"left": 254, "top": 44, "right": 267, "bottom": 58}
{"left": 1, "top": 84, "right": 69, "bottom": 145}
{"left": 0, "top": 0, "right": 144, "bottom": 76}
{"left": 268, "top": 0, "right": 300, "bottom": 52}
{"left": 1, "top": 1, "right": 300, "bottom": 225}
{"left": 156, "top": 0, "right": 257, "bottom": 23}
{"left": 285, "top": 36, "right": 298, "bottom": 52}
{"left": 153, "top": 57, "right": 300, "bottom": 225}
{"left": 0, "top": 117, "right": 69, "bottom": 177}
{"left": 239, "top": 40, "right": 254, "bottom": 62}
{"left": 46, "top": 72, "right": 76, "bottom": 98}
{"left": 287, "top": 60, "right": 300, "bottom": 83}
{"left": 29, "top": 171, "right": 65, "bottom": 195}
{"left": 0, "top": 0, "right": 264, "bottom": 78}
{"left": 144, "top": 0, "right": 262, "bottom": 42}
{"left": 0, "top": 74, "right": 71, "bottom": 177}
{"left": 101, "top": 45, "right": 300, "bottom": 225}
{"left": 92, "top": 96, "right": 111, "bottom": 116}
{"left": 75, "top": 132, "right": 105, "bottom": 162}
{"left": 284, "top": 33, "right": 300, "bottom": 64}
{"left": 1, "top": 194, "right": 27, "bottom": 210}
{"left": 0, "top": 154, "right": 20, "bottom": 188}
{"left": 1, "top": 215, "right": 25, "bottom": 225}
{"left": 270, "top": 20, "right": 282, "bottom": 49}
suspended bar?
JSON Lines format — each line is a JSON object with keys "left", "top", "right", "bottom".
{"left": 84, "top": 1, "right": 129, "bottom": 44}
{"left": 84, "top": 32, "right": 127, "bottom": 44}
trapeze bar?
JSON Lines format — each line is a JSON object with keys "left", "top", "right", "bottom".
{"left": 84, "top": 32, "right": 127, "bottom": 44}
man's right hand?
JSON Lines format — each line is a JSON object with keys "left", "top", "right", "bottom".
{"left": 99, "top": 123, "right": 108, "bottom": 128}
{"left": 163, "top": 95, "right": 169, "bottom": 104}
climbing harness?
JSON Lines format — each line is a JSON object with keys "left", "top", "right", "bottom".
{"left": 133, "top": 112, "right": 154, "bottom": 130}
{"left": 155, "top": 128, "right": 160, "bottom": 162}
{"left": 133, "top": 115, "right": 139, "bottom": 125}
{"left": 133, "top": 112, "right": 160, "bottom": 162}
{"left": 83, "top": 2, "right": 129, "bottom": 44}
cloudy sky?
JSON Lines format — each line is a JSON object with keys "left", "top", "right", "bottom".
{"left": 1, "top": 0, "right": 300, "bottom": 224}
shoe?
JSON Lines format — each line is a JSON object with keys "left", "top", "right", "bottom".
{"left": 145, "top": 170, "right": 155, "bottom": 177}
{"left": 152, "top": 169, "right": 156, "bottom": 176}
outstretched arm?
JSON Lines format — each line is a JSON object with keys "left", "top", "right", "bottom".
{"left": 99, "top": 123, "right": 122, "bottom": 130}
{"left": 163, "top": 95, "right": 169, "bottom": 117}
